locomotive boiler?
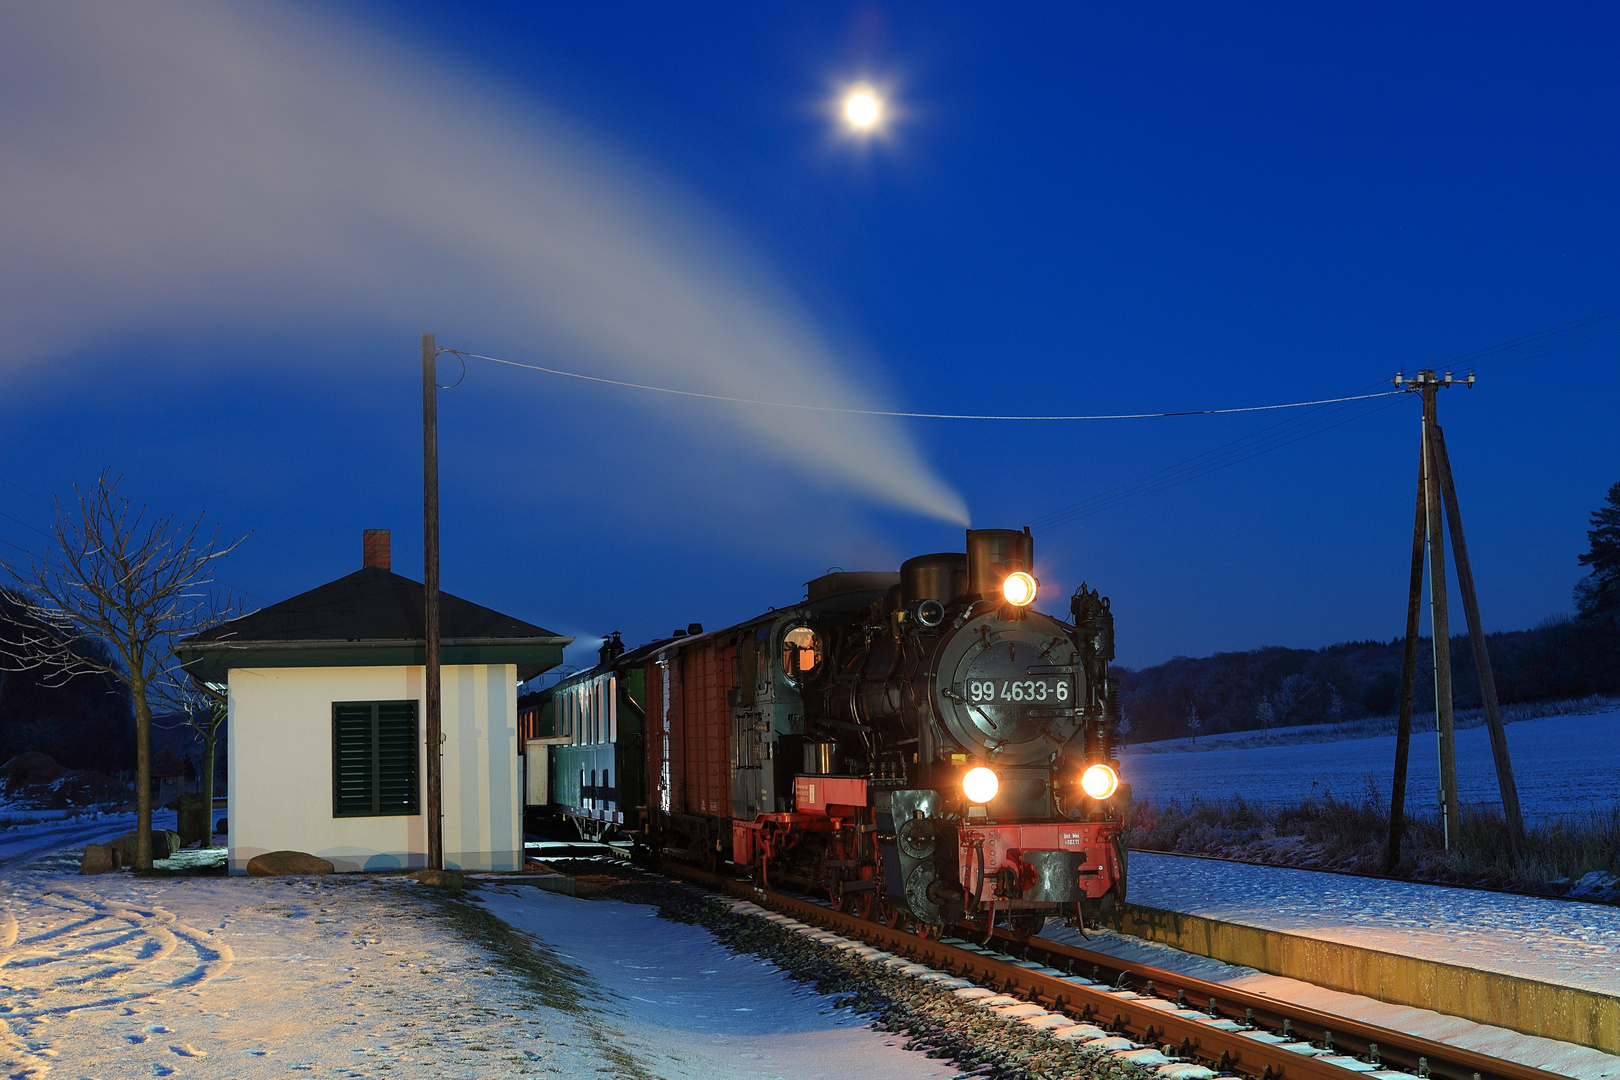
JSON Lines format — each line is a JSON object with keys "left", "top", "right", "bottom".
{"left": 646, "top": 527, "right": 1128, "bottom": 939}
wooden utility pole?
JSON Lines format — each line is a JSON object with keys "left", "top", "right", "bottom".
{"left": 1385, "top": 369, "right": 1526, "bottom": 866}
{"left": 422, "top": 332, "right": 443, "bottom": 871}
{"left": 1421, "top": 381, "right": 1460, "bottom": 849}
{"left": 1384, "top": 444, "right": 1427, "bottom": 870}
{"left": 1432, "top": 416, "right": 1528, "bottom": 858}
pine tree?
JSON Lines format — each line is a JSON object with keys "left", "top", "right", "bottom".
{"left": 1575, "top": 481, "right": 1620, "bottom": 619}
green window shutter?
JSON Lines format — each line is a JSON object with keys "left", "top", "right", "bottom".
{"left": 332, "top": 701, "right": 419, "bottom": 817}
{"left": 375, "top": 702, "right": 420, "bottom": 815}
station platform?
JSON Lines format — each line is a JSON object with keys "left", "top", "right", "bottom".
{"left": 1093, "top": 852, "right": 1620, "bottom": 1058}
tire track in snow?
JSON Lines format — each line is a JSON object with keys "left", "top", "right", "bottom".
{"left": 0, "top": 887, "right": 233, "bottom": 1077}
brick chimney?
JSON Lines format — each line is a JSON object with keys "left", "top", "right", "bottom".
{"left": 363, "top": 529, "right": 391, "bottom": 571}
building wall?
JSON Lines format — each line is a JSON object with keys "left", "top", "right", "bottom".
{"left": 227, "top": 664, "right": 520, "bottom": 874}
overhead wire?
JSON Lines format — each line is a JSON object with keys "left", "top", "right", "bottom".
{"left": 0, "top": 510, "right": 53, "bottom": 541}
{"left": 1032, "top": 306, "right": 1619, "bottom": 531}
{"left": 442, "top": 302, "right": 1615, "bottom": 533}
{"left": 443, "top": 348, "right": 1400, "bottom": 421}
{"left": 1, "top": 478, "right": 50, "bottom": 506}
{"left": 1444, "top": 305, "right": 1620, "bottom": 372}
{"left": 1026, "top": 384, "right": 1401, "bottom": 531}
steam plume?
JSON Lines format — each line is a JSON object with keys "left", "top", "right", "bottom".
{"left": 0, "top": 2, "right": 968, "bottom": 525}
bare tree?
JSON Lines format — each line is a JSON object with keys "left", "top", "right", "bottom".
{"left": 1184, "top": 701, "right": 1202, "bottom": 745}
{"left": 0, "top": 472, "right": 243, "bottom": 870}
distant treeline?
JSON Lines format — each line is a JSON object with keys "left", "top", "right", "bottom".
{"left": 0, "top": 589, "right": 135, "bottom": 773}
{"left": 1114, "top": 614, "right": 1620, "bottom": 745}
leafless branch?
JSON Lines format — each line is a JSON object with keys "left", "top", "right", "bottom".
{"left": 0, "top": 471, "right": 245, "bottom": 694}
{"left": 0, "top": 470, "right": 248, "bottom": 869}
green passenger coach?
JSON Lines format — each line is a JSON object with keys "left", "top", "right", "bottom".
{"left": 519, "top": 633, "right": 647, "bottom": 840}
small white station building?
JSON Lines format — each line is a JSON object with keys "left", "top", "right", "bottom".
{"left": 178, "top": 530, "right": 570, "bottom": 873}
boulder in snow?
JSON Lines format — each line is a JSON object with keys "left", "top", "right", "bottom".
{"left": 408, "top": 868, "right": 468, "bottom": 890}
{"left": 79, "top": 843, "right": 119, "bottom": 875}
{"left": 247, "top": 850, "right": 335, "bottom": 876}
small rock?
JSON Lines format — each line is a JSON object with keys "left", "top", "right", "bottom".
{"left": 408, "top": 868, "right": 468, "bottom": 890}
{"left": 246, "top": 850, "right": 336, "bottom": 876}
{"left": 80, "top": 843, "right": 119, "bottom": 875}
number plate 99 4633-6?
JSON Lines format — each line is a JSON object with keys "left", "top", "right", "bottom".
{"left": 962, "top": 678, "right": 1071, "bottom": 704}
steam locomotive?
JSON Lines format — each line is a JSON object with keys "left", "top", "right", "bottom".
{"left": 520, "top": 527, "right": 1128, "bottom": 939}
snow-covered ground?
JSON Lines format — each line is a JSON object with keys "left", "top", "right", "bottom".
{"left": 0, "top": 870, "right": 620, "bottom": 1079}
{"left": 1122, "top": 851, "right": 1620, "bottom": 993}
{"left": 0, "top": 821, "right": 952, "bottom": 1079}
{"left": 484, "top": 886, "right": 948, "bottom": 1080}
{"left": 1123, "top": 710, "right": 1620, "bottom": 823}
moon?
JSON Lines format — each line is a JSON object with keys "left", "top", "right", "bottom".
{"left": 845, "top": 92, "right": 880, "bottom": 128}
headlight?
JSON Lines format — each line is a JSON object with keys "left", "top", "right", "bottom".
{"left": 1002, "top": 571, "right": 1037, "bottom": 607}
{"left": 1080, "top": 763, "right": 1119, "bottom": 800}
{"left": 962, "top": 766, "right": 999, "bottom": 804}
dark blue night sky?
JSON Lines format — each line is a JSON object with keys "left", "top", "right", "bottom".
{"left": 1, "top": 2, "right": 1615, "bottom": 676}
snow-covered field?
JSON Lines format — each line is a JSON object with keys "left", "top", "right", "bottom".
{"left": 1123, "top": 710, "right": 1620, "bottom": 823}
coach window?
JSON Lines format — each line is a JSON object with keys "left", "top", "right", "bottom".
{"left": 781, "top": 625, "right": 822, "bottom": 680}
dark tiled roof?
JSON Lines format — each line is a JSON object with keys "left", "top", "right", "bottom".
{"left": 184, "top": 566, "right": 560, "bottom": 645}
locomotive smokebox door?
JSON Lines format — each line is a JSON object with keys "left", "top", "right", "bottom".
{"left": 932, "top": 616, "right": 1085, "bottom": 767}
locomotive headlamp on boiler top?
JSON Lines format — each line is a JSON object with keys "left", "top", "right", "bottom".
{"left": 961, "top": 766, "right": 999, "bottom": 804}
{"left": 1002, "top": 571, "right": 1037, "bottom": 607}
{"left": 1080, "top": 763, "right": 1119, "bottom": 800}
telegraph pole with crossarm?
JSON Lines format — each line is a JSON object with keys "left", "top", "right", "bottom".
{"left": 1385, "top": 370, "right": 1527, "bottom": 869}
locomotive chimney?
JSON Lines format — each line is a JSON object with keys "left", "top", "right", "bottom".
{"left": 965, "top": 528, "right": 1034, "bottom": 600}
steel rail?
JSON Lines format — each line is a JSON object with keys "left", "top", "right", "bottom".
{"left": 660, "top": 860, "right": 1569, "bottom": 1080}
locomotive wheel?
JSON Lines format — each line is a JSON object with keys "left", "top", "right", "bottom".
{"left": 1007, "top": 913, "right": 1047, "bottom": 940}
{"left": 852, "top": 888, "right": 877, "bottom": 921}
{"left": 880, "top": 901, "right": 907, "bottom": 930}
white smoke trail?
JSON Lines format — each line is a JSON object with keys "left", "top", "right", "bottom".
{"left": 0, "top": 2, "right": 967, "bottom": 526}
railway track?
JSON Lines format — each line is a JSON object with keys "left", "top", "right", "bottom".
{"left": 661, "top": 859, "right": 1567, "bottom": 1080}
